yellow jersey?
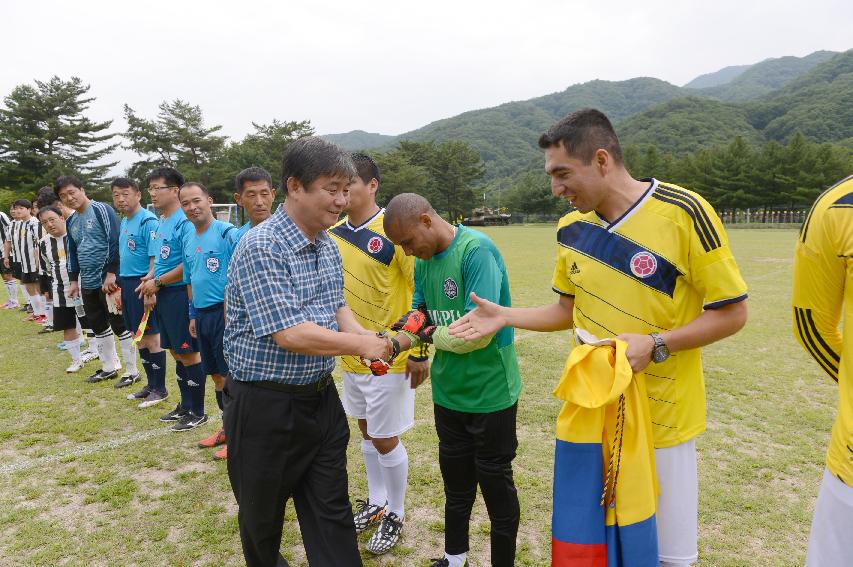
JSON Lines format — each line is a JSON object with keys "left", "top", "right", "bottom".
{"left": 552, "top": 179, "right": 748, "bottom": 448}
{"left": 792, "top": 175, "right": 853, "bottom": 485}
{"left": 330, "top": 208, "right": 418, "bottom": 374}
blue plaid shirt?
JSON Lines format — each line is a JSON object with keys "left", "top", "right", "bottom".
{"left": 224, "top": 205, "right": 345, "bottom": 385}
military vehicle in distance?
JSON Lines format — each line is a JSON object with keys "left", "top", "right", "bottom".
{"left": 463, "top": 207, "right": 511, "bottom": 226}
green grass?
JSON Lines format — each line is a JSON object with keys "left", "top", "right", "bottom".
{"left": 0, "top": 227, "right": 835, "bottom": 566}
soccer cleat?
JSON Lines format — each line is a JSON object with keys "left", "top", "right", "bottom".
{"left": 23, "top": 313, "right": 38, "bottom": 322}
{"left": 65, "top": 360, "right": 84, "bottom": 373}
{"left": 198, "top": 428, "right": 226, "bottom": 448}
{"left": 114, "top": 373, "right": 140, "bottom": 389}
{"left": 84, "top": 369, "right": 118, "bottom": 383}
{"left": 33, "top": 315, "right": 47, "bottom": 324}
{"left": 80, "top": 348, "right": 99, "bottom": 363}
{"left": 429, "top": 559, "right": 468, "bottom": 567}
{"left": 20, "top": 304, "right": 30, "bottom": 312}
{"left": 159, "top": 404, "right": 189, "bottom": 422}
{"left": 2, "top": 301, "right": 18, "bottom": 309}
{"left": 38, "top": 325, "right": 54, "bottom": 334}
{"left": 353, "top": 498, "right": 387, "bottom": 534}
{"left": 57, "top": 341, "right": 67, "bottom": 350}
{"left": 366, "top": 511, "right": 404, "bottom": 555}
{"left": 127, "top": 385, "right": 151, "bottom": 401}
{"left": 213, "top": 445, "right": 227, "bottom": 460}
{"left": 170, "top": 412, "right": 208, "bottom": 432}
{"left": 138, "top": 390, "right": 168, "bottom": 409}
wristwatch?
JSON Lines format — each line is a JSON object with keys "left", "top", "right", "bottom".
{"left": 153, "top": 277, "right": 163, "bottom": 288}
{"left": 650, "top": 332, "right": 670, "bottom": 363}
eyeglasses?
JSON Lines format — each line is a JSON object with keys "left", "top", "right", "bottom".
{"left": 148, "top": 185, "right": 177, "bottom": 193}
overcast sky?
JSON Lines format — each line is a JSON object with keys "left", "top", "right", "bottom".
{"left": 3, "top": 0, "right": 852, "bottom": 172}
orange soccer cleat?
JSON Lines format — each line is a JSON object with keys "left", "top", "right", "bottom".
{"left": 198, "top": 428, "right": 226, "bottom": 449}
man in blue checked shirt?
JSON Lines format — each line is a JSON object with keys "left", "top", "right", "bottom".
{"left": 224, "top": 137, "right": 393, "bottom": 567}
{"left": 180, "top": 181, "right": 238, "bottom": 454}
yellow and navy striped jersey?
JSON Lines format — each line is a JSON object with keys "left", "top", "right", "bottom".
{"left": 792, "top": 175, "right": 853, "bottom": 485}
{"left": 329, "top": 209, "right": 418, "bottom": 374}
{"left": 552, "top": 178, "right": 748, "bottom": 448}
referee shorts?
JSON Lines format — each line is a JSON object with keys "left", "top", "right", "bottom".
{"left": 118, "top": 276, "right": 159, "bottom": 337}
{"left": 155, "top": 285, "right": 197, "bottom": 354}
{"left": 197, "top": 303, "right": 228, "bottom": 376}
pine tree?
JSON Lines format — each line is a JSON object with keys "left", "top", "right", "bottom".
{"left": 0, "top": 76, "right": 117, "bottom": 193}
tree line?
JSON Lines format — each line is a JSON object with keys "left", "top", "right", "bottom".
{"left": 1, "top": 76, "right": 851, "bottom": 221}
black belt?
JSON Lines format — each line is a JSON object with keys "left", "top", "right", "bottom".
{"left": 244, "top": 373, "right": 333, "bottom": 395}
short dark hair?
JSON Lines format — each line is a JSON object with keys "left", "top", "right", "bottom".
{"left": 538, "top": 108, "right": 623, "bottom": 164}
{"left": 144, "top": 167, "right": 185, "bottom": 189}
{"left": 282, "top": 137, "right": 356, "bottom": 192}
{"left": 235, "top": 166, "right": 273, "bottom": 193}
{"left": 351, "top": 153, "right": 380, "bottom": 185}
{"left": 179, "top": 181, "right": 210, "bottom": 197}
{"left": 12, "top": 199, "right": 32, "bottom": 209}
{"left": 54, "top": 175, "right": 84, "bottom": 197}
{"left": 111, "top": 177, "right": 139, "bottom": 192}
{"left": 36, "top": 187, "right": 59, "bottom": 209}
{"left": 37, "top": 205, "right": 63, "bottom": 220}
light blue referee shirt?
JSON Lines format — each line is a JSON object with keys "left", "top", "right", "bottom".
{"left": 224, "top": 206, "right": 345, "bottom": 385}
{"left": 119, "top": 207, "right": 158, "bottom": 278}
{"left": 151, "top": 208, "right": 193, "bottom": 288}
{"left": 183, "top": 219, "right": 238, "bottom": 309}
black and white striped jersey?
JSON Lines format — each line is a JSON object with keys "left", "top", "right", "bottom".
{"left": 41, "top": 234, "right": 72, "bottom": 307}
{"left": 0, "top": 212, "right": 10, "bottom": 248}
{"left": 11, "top": 217, "right": 41, "bottom": 273}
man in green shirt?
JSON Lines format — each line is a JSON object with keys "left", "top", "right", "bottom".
{"left": 384, "top": 193, "right": 521, "bottom": 567}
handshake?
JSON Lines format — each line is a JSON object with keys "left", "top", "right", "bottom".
{"left": 359, "top": 306, "right": 436, "bottom": 376}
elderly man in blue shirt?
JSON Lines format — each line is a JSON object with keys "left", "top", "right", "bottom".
{"left": 224, "top": 137, "right": 393, "bottom": 567}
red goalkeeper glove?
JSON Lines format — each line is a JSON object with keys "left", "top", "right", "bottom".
{"left": 391, "top": 306, "right": 436, "bottom": 342}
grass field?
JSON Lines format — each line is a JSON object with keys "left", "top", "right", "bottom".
{"left": 0, "top": 226, "right": 836, "bottom": 566}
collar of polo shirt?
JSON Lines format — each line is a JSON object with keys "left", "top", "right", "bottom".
{"left": 274, "top": 204, "right": 331, "bottom": 251}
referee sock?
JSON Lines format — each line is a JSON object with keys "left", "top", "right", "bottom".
{"left": 183, "top": 362, "right": 206, "bottom": 416}
{"left": 378, "top": 442, "right": 408, "bottom": 520}
{"left": 175, "top": 361, "right": 190, "bottom": 410}
{"left": 149, "top": 350, "right": 167, "bottom": 393}
{"left": 117, "top": 331, "right": 138, "bottom": 375}
{"left": 361, "top": 440, "right": 387, "bottom": 506}
{"left": 139, "top": 348, "right": 153, "bottom": 388}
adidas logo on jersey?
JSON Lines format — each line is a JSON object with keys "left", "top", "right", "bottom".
{"left": 570, "top": 262, "right": 581, "bottom": 275}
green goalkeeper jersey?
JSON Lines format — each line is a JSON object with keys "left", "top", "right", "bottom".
{"left": 413, "top": 225, "right": 522, "bottom": 413}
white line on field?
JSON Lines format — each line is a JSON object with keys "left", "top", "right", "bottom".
{"left": 0, "top": 427, "right": 172, "bottom": 475}
{"left": 2, "top": 333, "right": 548, "bottom": 475}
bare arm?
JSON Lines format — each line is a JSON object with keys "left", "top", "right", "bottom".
{"left": 336, "top": 305, "right": 374, "bottom": 335}
{"left": 272, "top": 321, "right": 390, "bottom": 359}
{"left": 449, "top": 292, "right": 575, "bottom": 339}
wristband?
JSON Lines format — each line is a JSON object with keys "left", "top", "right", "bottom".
{"left": 389, "top": 336, "right": 401, "bottom": 360}
{"left": 188, "top": 300, "right": 198, "bottom": 320}
{"left": 408, "top": 354, "right": 429, "bottom": 362}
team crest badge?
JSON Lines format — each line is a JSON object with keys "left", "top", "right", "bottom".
{"left": 367, "top": 236, "right": 383, "bottom": 254}
{"left": 443, "top": 277, "right": 458, "bottom": 299}
{"left": 630, "top": 251, "right": 657, "bottom": 278}
{"left": 160, "top": 244, "right": 171, "bottom": 259}
{"left": 206, "top": 257, "right": 220, "bottom": 273}
{"left": 85, "top": 219, "right": 94, "bottom": 229}
{"left": 127, "top": 239, "right": 136, "bottom": 251}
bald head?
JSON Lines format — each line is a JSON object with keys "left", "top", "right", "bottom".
{"left": 384, "top": 193, "right": 435, "bottom": 226}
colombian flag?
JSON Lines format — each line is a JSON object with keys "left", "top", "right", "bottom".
{"left": 552, "top": 340, "right": 659, "bottom": 567}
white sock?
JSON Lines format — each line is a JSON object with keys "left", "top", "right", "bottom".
{"left": 361, "top": 439, "right": 387, "bottom": 506}
{"left": 20, "top": 284, "right": 30, "bottom": 303}
{"left": 45, "top": 302, "right": 53, "bottom": 325}
{"left": 4, "top": 280, "right": 16, "bottom": 303}
{"left": 445, "top": 553, "right": 467, "bottom": 567}
{"left": 95, "top": 332, "right": 119, "bottom": 372}
{"left": 378, "top": 442, "right": 408, "bottom": 519}
{"left": 32, "top": 294, "right": 44, "bottom": 316}
{"left": 66, "top": 337, "right": 82, "bottom": 363}
{"left": 118, "top": 333, "right": 137, "bottom": 374}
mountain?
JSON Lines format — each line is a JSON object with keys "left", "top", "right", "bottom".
{"left": 691, "top": 50, "right": 838, "bottom": 102}
{"left": 684, "top": 64, "right": 751, "bottom": 89}
{"left": 746, "top": 49, "right": 853, "bottom": 142}
{"left": 617, "top": 97, "right": 764, "bottom": 154}
{"left": 321, "top": 130, "right": 394, "bottom": 150}
{"left": 393, "top": 77, "right": 687, "bottom": 180}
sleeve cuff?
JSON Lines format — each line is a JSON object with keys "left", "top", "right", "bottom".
{"left": 552, "top": 286, "right": 574, "bottom": 297}
{"left": 704, "top": 293, "right": 748, "bottom": 310}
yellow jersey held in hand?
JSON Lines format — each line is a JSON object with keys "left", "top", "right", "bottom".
{"left": 552, "top": 179, "right": 748, "bottom": 448}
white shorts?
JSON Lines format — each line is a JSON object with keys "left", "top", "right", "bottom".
{"left": 341, "top": 371, "right": 415, "bottom": 439}
{"left": 806, "top": 468, "right": 853, "bottom": 567}
{"left": 655, "top": 439, "right": 698, "bottom": 566}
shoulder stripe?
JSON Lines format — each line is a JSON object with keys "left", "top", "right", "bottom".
{"left": 794, "top": 307, "right": 839, "bottom": 381}
{"left": 656, "top": 185, "right": 721, "bottom": 250}
{"left": 652, "top": 192, "right": 711, "bottom": 252}
{"left": 801, "top": 175, "right": 853, "bottom": 243}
